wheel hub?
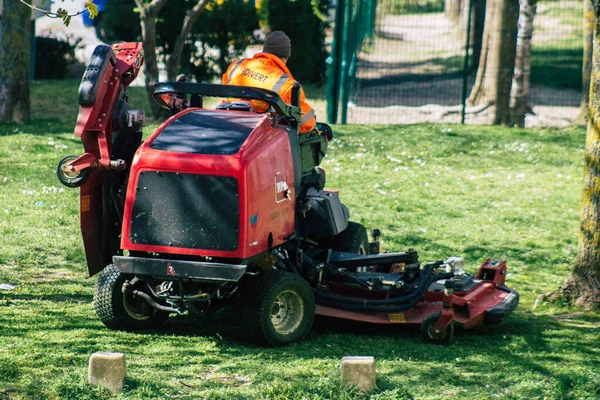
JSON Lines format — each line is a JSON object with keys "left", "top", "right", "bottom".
{"left": 270, "top": 290, "right": 304, "bottom": 335}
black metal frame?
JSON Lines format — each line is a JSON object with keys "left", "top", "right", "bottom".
{"left": 153, "top": 82, "right": 302, "bottom": 124}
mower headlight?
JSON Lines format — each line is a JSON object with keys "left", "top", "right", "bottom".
{"left": 250, "top": 99, "right": 270, "bottom": 113}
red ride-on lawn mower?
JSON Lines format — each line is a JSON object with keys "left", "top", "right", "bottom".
{"left": 58, "top": 43, "right": 518, "bottom": 346}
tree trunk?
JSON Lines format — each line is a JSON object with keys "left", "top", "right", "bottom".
{"left": 446, "top": 0, "right": 463, "bottom": 23}
{"left": 134, "top": 0, "right": 169, "bottom": 120}
{"left": 558, "top": 0, "right": 600, "bottom": 308}
{"left": 0, "top": 0, "right": 32, "bottom": 122}
{"left": 165, "top": 0, "right": 209, "bottom": 81}
{"left": 457, "top": 0, "right": 485, "bottom": 71}
{"left": 467, "top": 0, "right": 520, "bottom": 125}
{"left": 575, "top": 0, "right": 595, "bottom": 126}
{"left": 470, "top": 0, "right": 487, "bottom": 72}
{"left": 510, "top": 0, "right": 536, "bottom": 128}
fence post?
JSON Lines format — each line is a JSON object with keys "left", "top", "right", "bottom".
{"left": 461, "top": 0, "right": 474, "bottom": 124}
{"left": 339, "top": 0, "right": 352, "bottom": 124}
{"left": 326, "top": 0, "right": 345, "bottom": 124}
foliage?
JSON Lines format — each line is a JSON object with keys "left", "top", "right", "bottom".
{"left": 20, "top": 0, "right": 98, "bottom": 26}
{"left": 96, "top": 0, "right": 141, "bottom": 42}
{"left": 100, "top": 0, "right": 257, "bottom": 82}
{"left": 186, "top": 0, "right": 259, "bottom": 82}
{"left": 1, "top": 80, "right": 599, "bottom": 399}
{"left": 379, "top": 0, "right": 445, "bottom": 15}
{"left": 258, "top": 0, "right": 330, "bottom": 83}
{"left": 34, "top": 36, "right": 81, "bottom": 80}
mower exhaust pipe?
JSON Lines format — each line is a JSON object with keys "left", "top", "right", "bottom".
{"left": 131, "top": 290, "right": 182, "bottom": 314}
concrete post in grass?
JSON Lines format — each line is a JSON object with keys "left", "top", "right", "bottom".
{"left": 340, "top": 356, "right": 376, "bottom": 393}
{"left": 88, "top": 352, "right": 126, "bottom": 392}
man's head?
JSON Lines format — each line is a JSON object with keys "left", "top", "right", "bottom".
{"left": 263, "top": 31, "right": 291, "bottom": 62}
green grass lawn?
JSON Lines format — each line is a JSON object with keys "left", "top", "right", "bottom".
{"left": 1, "top": 81, "right": 599, "bottom": 399}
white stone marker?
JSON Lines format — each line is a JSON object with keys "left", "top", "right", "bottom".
{"left": 340, "top": 356, "right": 376, "bottom": 393}
{"left": 88, "top": 352, "right": 126, "bottom": 392}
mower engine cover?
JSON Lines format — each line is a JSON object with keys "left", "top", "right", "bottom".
{"left": 121, "top": 108, "right": 297, "bottom": 260}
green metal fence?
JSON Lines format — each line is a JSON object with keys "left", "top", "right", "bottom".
{"left": 327, "top": 0, "right": 584, "bottom": 126}
{"left": 326, "top": 0, "right": 378, "bottom": 124}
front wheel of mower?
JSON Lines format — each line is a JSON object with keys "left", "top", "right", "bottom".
{"left": 420, "top": 312, "right": 454, "bottom": 344}
{"left": 328, "top": 221, "right": 369, "bottom": 255}
{"left": 56, "top": 155, "right": 90, "bottom": 188}
{"left": 241, "top": 271, "right": 315, "bottom": 346}
{"left": 93, "top": 264, "right": 169, "bottom": 331}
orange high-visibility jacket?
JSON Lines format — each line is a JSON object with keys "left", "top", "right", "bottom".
{"left": 221, "top": 52, "right": 316, "bottom": 133}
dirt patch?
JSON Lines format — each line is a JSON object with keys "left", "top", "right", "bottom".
{"left": 349, "top": 11, "right": 582, "bottom": 127}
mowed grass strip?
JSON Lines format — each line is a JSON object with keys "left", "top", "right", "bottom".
{"left": 0, "top": 81, "right": 599, "bottom": 399}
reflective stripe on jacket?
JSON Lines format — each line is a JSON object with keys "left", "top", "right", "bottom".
{"left": 222, "top": 52, "right": 316, "bottom": 133}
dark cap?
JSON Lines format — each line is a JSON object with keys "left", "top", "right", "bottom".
{"left": 263, "top": 31, "right": 291, "bottom": 59}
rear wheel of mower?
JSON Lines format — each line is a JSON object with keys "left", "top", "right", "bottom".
{"left": 328, "top": 221, "right": 369, "bottom": 255}
{"left": 421, "top": 312, "right": 454, "bottom": 344}
{"left": 240, "top": 271, "right": 315, "bottom": 346}
{"left": 93, "top": 264, "right": 169, "bottom": 330}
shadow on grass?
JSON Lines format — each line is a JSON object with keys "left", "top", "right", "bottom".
{"left": 0, "top": 119, "right": 76, "bottom": 136}
{"left": 531, "top": 47, "right": 582, "bottom": 90}
{"left": 0, "top": 293, "right": 92, "bottom": 304}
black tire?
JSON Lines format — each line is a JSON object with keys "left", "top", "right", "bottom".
{"left": 240, "top": 271, "right": 315, "bottom": 346}
{"left": 93, "top": 264, "right": 169, "bottom": 331}
{"left": 329, "top": 221, "right": 369, "bottom": 255}
{"left": 56, "top": 155, "right": 90, "bottom": 188}
{"left": 420, "top": 312, "right": 454, "bottom": 344}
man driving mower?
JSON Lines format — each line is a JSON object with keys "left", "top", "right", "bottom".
{"left": 221, "top": 31, "right": 317, "bottom": 133}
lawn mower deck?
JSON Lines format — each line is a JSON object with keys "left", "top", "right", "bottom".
{"left": 58, "top": 42, "right": 518, "bottom": 346}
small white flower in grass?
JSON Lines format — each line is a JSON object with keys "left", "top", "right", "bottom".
{"left": 3, "top": 177, "right": 7, "bottom": 183}
{"left": 333, "top": 167, "right": 340, "bottom": 172}
{"left": 394, "top": 166, "right": 409, "bottom": 172}
{"left": 373, "top": 165, "right": 378, "bottom": 170}
{"left": 420, "top": 228, "right": 427, "bottom": 233}
{"left": 489, "top": 150, "right": 495, "bottom": 154}
{"left": 507, "top": 175, "right": 511, "bottom": 180}
{"left": 3, "top": 210, "right": 8, "bottom": 214}
{"left": 47, "top": 138, "right": 55, "bottom": 145}
{"left": 435, "top": 171, "right": 440, "bottom": 175}
{"left": 557, "top": 174, "right": 562, "bottom": 178}
{"left": 374, "top": 183, "right": 380, "bottom": 188}
{"left": 377, "top": 189, "right": 386, "bottom": 195}
{"left": 383, "top": 180, "right": 391, "bottom": 186}
{"left": 401, "top": 151, "right": 407, "bottom": 156}
{"left": 516, "top": 173, "right": 525, "bottom": 179}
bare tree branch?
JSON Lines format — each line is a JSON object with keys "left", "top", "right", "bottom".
{"left": 149, "top": 0, "right": 170, "bottom": 15}
{"left": 166, "top": 0, "right": 210, "bottom": 80}
{"left": 17, "top": 0, "right": 94, "bottom": 25}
